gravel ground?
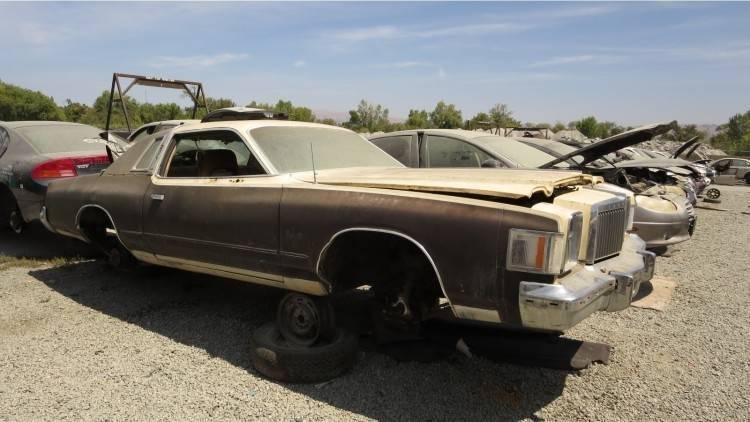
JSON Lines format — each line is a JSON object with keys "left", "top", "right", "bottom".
{"left": 1, "top": 186, "right": 749, "bottom": 421}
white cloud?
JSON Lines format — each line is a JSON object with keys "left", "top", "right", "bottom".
{"left": 330, "top": 22, "right": 526, "bottom": 43}
{"left": 478, "top": 72, "right": 564, "bottom": 84}
{"left": 332, "top": 25, "right": 401, "bottom": 42}
{"left": 437, "top": 67, "right": 447, "bottom": 79}
{"left": 148, "top": 53, "right": 249, "bottom": 68}
{"left": 373, "top": 61, "right": 432, "bottom": 69}
{"left": 293, "top": 60, "right": 307, "bottom": 68}
{"left": 530, "top": 54, "right": 624, "bottom": 68}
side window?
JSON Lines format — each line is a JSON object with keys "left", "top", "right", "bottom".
{"left": 424, "top": 135, "right": 492, "bottom": 168}
{"left": 731, "top": 159, "right": 748, "bottom": 167}
{"left": 133, "top": 136, "right": 165, "bottom": 172}
{"left": 372, "top": 135, "right": 413, "bottom": 166}
{"left": 0, "top": 127, "right": 9, "bottom": 158}
{"left": 165, "top": 131, "right": 265, "bottom": 178}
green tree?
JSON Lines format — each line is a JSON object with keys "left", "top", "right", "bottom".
{"left": 574, "top": 116, "right": 602, "bottom": 138}
{"left": 488, "top": 103, "right": 520, "bottom": 129}
{"left": 712, "top": 111, "right": 750, "bottom": 154}
{"left": 405, "top": 109, "right": 431, "bottom": 129}
{"left": 466, "top": 112, "right": 490, "bottom": 130}
{"left": 552, "top": 122, "right": 566, "bottom": 132}
{"left": 0, "top": 81, "right": 65, "bottom": 121}
{"left": 429, "top": 101, "right": 462, "bottom": 129}
{"left": 247, "top": 99, "right": 316, "bottom": 122}
{"left": 61, "top": 99, "right": 90, "bottom": 122}
{"left": 345, "top": 100, "right": 390, "bottom": 132}
{"left": 316, "top": 118, "right": 337, "bottom": 126}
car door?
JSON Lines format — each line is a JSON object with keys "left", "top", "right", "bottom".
{"left": 420, "top": 134, "right": 494, "bottom": 168}
{"left": 370, "top": 134, "right": 418, "bottom": 167}
{"left": 730, "top": 159, "right": 750, "bottom": 179}
{"left": 142, "top": 128, "right": 282, "bottom": 277}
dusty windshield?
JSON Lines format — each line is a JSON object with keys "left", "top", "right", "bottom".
{"left": 250, "top": 126, "right": 402, "bottom": 173}
{"left": 473, "top": 136, "right": 567, "bottom": 168}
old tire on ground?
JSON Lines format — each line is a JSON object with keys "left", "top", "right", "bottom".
{"left": 745, "top": 173, "right": 750, "bottom": 185}
{"left": 249, "top": 322, "right": 358, "bottom": 383}
{"left": 705, "top": 188, "right": 721, "bottom": 200}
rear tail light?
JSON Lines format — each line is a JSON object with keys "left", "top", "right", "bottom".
{"left": 31, "top": 155, "right": 108, "bottom": 181}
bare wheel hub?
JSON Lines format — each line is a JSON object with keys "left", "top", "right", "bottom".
{"left": 276, "top": 293, "right": 333, "bottom": 347}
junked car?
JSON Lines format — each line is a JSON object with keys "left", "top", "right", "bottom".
{"left": 0, "top": 121, "right": 108, "bottom": 234}
{"left": 369, "top": 127, "right": 695, "bottom": 247}
{"left": 710, "top": 157, "right": 750, "bottom": 185}
{"left": 42, "top": 117, "right": 654, "bottom": 380}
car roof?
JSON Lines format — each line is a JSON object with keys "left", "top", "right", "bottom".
{"left": 172, "top": 119, "right": 353, "bottom": 134}
{"left": 1, "top": 121, "right": 97, "bottom": 130}
{"left": 370, "top": 128, "right": 502, "bottom": 141}
{"left": 140, "top": 119, "right": 200, "bottom": 127}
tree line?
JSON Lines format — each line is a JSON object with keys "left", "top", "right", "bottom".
{"left": 1, "top": 80, "right": 748, "bottom": 154}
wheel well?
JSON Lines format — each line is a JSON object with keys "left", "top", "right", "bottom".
{"left": 77, "top": 206, "right": 117, "bottom": 250}
{"left": 317, "top": 230, "right": 444, "bottom": 302}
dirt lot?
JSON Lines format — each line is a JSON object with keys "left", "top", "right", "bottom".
{"left": 1, "top": 186, "right": 749, "bottom": 421}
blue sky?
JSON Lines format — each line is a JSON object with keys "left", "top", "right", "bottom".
{"left": 0, "top": 1, "right": 748, "bottom": 125}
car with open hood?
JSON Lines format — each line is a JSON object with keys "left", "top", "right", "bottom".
{"left": 369, "top": 126, "right": 695, "bottom": 247}
{"left": 42, "top": 118, "right": 653, "bottom": 352}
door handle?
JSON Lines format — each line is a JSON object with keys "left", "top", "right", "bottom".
{"left": 150, "top": 193, "right": 165, "bottom": 201}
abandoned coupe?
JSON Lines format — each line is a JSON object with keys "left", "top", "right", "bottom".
{"left": 42, "top": 120, "right": 654, "bottom": 341}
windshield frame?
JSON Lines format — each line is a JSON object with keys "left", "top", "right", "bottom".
{"left": 247, "top": 125, "right": 403, "bottom": 174}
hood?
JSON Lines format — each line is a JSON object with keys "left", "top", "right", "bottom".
{"left": 614, "top": 158, "right": 699, "bottom": 176}
{"left": 297, "top": 167, "right": 601, "bottom": 199}
{"left": 540, "top": 121, "right": 677, "bottom": 169}
{"left": 670, "top": 136, "right": 700, "bottom": 159}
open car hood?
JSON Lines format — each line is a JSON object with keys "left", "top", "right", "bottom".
{"left": 613, "top": 158, "right": 697, "bottom": 176}
{"left": 298, "top": 167, "right": 601, "bottom": 199}
{"left": 670, "top": 136, "right": 700, "bottom": 159}
{"left": 539, "top": 121, "right": 677, "bottom": 169}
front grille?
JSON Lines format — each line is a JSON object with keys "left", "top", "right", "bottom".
{"left": 589, "top": 197, "right": 628, "bottom": 262}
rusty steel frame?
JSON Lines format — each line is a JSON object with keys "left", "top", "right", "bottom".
{"left": 105, "top": 73, "right": 209, "bottom": 133}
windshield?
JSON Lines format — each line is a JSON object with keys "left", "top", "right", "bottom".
{"left": 16, "top": 124, "right": 105, "bottom": 154}
{"left": 472, "top": 136, "right": 566, "bottom": 168}
{"left": 250, "top": 126, "right": 402, "bottom": 173}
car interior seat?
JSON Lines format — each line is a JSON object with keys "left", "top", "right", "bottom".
{"left": 198, "top": 149, "right": 238, "bottom": 177}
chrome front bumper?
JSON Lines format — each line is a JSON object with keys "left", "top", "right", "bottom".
{"left": 518, "top": 234, "right": 655, "bottom": 332}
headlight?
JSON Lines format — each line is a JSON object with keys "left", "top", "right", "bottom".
{"left": 507, "top": 212, "right": 582, "bottom": 275}
{"left": 507, "top": 229, "right": 564, "bottom": 274}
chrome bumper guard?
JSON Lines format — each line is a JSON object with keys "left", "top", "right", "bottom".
{"left": 518, "top": 234, "right": 655, "bottom": 332}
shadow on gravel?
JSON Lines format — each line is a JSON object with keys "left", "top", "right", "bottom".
{"left": 29, "top": 261, "right": 569, "bottom": 420}
{"left": 0, "top": 223, "right": 98, "bottom": 259}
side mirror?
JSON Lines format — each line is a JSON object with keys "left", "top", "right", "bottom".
{"left": 481, "top": 159, "right": 501, "bottom": 168}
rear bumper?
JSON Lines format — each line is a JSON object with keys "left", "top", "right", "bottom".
{"left": 518, "top": 234, "right": 655, "bottom": 332}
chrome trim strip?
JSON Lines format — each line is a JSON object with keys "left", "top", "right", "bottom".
{"left": 142, "top": 232, "right": 277, "bottom": 255}
{"left": 142, "top": 253, "right": 328, "bottom": 296}
{"left": 315, "top": 227, "right": 455, "bottom": 316}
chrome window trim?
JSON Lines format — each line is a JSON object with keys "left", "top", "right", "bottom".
{"left": 315, "top": 227, "right": 455, "bottom": 315}
{"left": 154, "top": 127, "right": 275, "bottom": 178}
